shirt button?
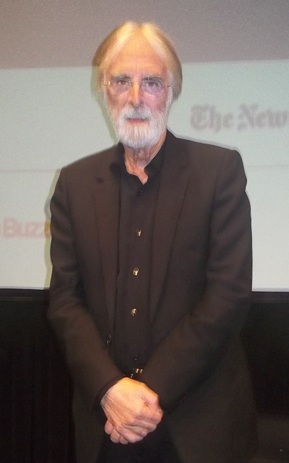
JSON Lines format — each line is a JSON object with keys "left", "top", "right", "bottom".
{"left": 132, "top": 267, "right": 140, "bottom": 276}
{"left": 106, "top": 334, "right": 112, "bottom": 346}
{"left": 136, "top": 229, "right": 142, "bottom": 237}
{"left": 131, "top": 308, "right": 137, "bottom": 316}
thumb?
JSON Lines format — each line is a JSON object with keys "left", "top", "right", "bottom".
{"left": 141, "top": 386, "right": 163, "bottom": 415}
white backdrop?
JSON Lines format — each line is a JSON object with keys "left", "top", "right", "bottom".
{"left": 1, "top": 1, "right": 289, "bottom": 290}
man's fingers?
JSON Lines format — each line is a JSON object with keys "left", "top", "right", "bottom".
{"left": 104, "top": 420, "right": 114, "bottom": 434}
{"left": 108, "top": 424, "right": 147, "bottom": 444}
{"left": 112, "top": 427, "right": 149, "bottom": 444}
{"left": 105, "top": 417, "right": 156, "bottom": 444}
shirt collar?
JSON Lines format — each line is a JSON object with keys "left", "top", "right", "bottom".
{"left": 114, "top": 136, "right": 167, "bottom": 181}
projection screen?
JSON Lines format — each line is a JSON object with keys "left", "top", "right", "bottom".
{"left": 1, "top": 0, "right": 289, "bottom": 290}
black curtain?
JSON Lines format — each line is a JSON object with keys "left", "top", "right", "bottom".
{"left": 0, "top": 290, "right": 75, "bottom": 463}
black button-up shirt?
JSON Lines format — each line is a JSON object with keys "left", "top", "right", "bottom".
{"left": 113, "top": 142, "right": 165, "bottom": 374}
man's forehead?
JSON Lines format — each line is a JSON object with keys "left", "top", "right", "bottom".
{"left": 106, "top": 36, "right": 167, "bottom": 76}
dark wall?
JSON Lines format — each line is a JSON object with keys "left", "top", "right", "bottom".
{"left": 0, "top": 289, "right": 288, "bottom": 463}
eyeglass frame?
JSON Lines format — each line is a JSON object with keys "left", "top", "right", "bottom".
{"left": 103, "top": 74, "right": 172, "bottom": 96}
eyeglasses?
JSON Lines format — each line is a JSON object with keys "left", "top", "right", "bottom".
{"left": 103, "top": 75, "right": 171, "bottom": 96}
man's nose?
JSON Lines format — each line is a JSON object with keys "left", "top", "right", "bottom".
{"left": 128, "top": 82, "right": 143, "bottom": 106}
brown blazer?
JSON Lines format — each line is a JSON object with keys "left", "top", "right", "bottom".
{"left": 48, "top": 131, "right": 257, "bottom": 463}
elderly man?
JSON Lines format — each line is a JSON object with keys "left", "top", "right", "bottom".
{"left": 48, "top": 21, "right": 257, "bottom": 463}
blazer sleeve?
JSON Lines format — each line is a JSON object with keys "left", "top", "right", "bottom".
{"left": 141, "top": 150, "right": 252, "bottom": 409}
{"left": 48, "top": 168, "right": 122, "bottom": 410}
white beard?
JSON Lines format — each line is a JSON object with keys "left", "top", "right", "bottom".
{"left": 105, "top": 96, "right": 172, "bottom": 149}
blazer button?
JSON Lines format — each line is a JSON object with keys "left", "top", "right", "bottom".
{"left": 106, "top": 334, "right": 112, "bottom": 346}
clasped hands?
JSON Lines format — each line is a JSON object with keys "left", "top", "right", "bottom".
{"left": 101, "top": 377, "right": 163, "bottom": 444}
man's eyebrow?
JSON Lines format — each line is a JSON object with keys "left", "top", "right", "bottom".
{"left": 142, "top": 75, "right": 163, "bottom": 80}
{"left": 111, "top": 73, "right": 130, "bottom": 78}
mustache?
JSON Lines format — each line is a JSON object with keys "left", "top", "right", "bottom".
{"left": 119, "top": 106, "right": 153, "bottom": 121}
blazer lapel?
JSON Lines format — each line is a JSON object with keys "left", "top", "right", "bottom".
{"left": 93, "top": 151, "right": 121, "bottom": 329}
{"left": 150, "top": 133, "right": 189, "bottom": 320}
